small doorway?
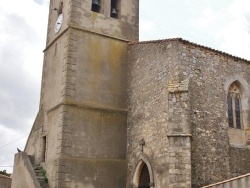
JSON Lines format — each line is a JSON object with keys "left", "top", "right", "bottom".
{"left": 139, "top": 163, "right": 150, "bottom": 188}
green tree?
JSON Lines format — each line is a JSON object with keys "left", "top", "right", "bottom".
{"left": 0, "top": 170, "right": 11, "bottom": 177}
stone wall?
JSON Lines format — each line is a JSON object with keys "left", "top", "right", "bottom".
{"left": 0, "top": 175, "right": 11, "bottom": 188}
{"left": 24, "top": 110, "right": 44, "bottom": 166}
{"left": 174, "top": 40, "right": 250, "bottom": 187}
{"left": 127, "top": 39, "right": 250, "bottom": 188}
{"left": 35, "top": 29, "right": 130, "bottom": 187}
{"left": 11, "top": 152, "right": 40, "bottom": 188}
{"left": 229, "top": 146, "right": 250, "bottom": 177}
{"left": 168, "top": 79, "right": 192, "bottom": 188}
{"left": 127, "top": 40, "right": 192, "bottom": 188}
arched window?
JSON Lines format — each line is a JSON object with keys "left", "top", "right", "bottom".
{"left": 227, "top": 82, "right": 242, "bottom": 129}
{"left": 133, "top": 157, "right": 154, "bottom": 188}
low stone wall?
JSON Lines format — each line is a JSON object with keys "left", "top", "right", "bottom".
{"left": 229, "top": 146, "right": 250, "bottom": 177}
{"left": 0, "top": 174, "right": 11, "bottom": 188}
{"left": 201, "top": 173, "right": 250, "bottom": 188}
{"left": 11, "top": 152, "right": 40, "bottom": 188}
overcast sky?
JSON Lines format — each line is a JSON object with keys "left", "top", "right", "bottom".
{"left": 1, "top": 0, "right": 250, "bottom": 173}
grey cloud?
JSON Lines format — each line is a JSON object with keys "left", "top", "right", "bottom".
{"left": 3, "top": 13, "right": 38, "bottom": 44}
{"left": 0, "top": 13, "right": 41, "bottom": 132}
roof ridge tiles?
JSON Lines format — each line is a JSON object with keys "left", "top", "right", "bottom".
{"left": 129, "top": 38, "right": 250, "bottom": 63}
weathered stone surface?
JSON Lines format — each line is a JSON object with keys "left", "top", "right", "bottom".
{"left": 22, "top": 0, "right": 138, "bottom": 187}
{"left": 19, "top": 1, "right": 250, "bottom": 188}
{"left": 127, "top": 39, "right": 250, "bottom": 188}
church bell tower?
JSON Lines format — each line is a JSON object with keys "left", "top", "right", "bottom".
{"left": 24, "top": 0, "right": 139, "bottom": 187}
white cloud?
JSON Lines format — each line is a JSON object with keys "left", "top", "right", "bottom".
{"left": 139, "top": 19, "right": 157, "bottom": 41}
{"left": 140, "top": 20, "right": 154, "bottom": 31}
{"left": 184, "top": 0, "right": 250, "bottom": 59}
{"left": 0, "top": 0, "right": 49, "bottom": 174}
{"left": 216, "top": 0, "right": 250, "bottom": 59}
{"left": 227, "top": 0, "right": 250, "bottom": 17}
{"left": 197, "top": 8, "right": 215, "bottom": 28}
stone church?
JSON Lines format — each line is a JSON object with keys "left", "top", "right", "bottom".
{"left": 11, "top": 0, "right": 250, "bottom": 188}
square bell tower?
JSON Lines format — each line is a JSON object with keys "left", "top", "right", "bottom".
{"left": 23, "top": 0, "right": 139, "bottom": 187}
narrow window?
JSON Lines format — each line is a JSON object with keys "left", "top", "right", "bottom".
{"left": 92, "top": 0, "right": 101, "bottom": 13}
{"left": 111, "top": 0, "right": 119, "bottom": 18}
{"left": 227, "top": 95, "right": 234, "bottom": 128}
{"left": 41, "top": 136, "right": 47, "bottom": 162}
{"left": 235, "top": 97, "right": 241, "bottom": 129}
{"left": 227, "top": 82, "right": 242, "bottom": 129}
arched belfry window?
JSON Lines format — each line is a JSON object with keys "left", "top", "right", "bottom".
{"left": 58, "top": 1, "right": 63, "bottom": 15}
{"left": 111, "top": 0, "right": 119, "bottom": 18}
{"left": 92, "top": 0, "right": 101, "bottom": 13}
{"left": 227, "top": 82, "right": 242, "bottom": 129}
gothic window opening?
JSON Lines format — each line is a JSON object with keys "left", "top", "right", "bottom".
{"left": 227, "top": 82, "right": 242, "bottom": 129}
{"left": 92, "top": 0, "right": 101, "bottom": 13}
{"left": 139, "top": 163, "right": 150, "bottom": 188}
{"left": 111, "top": 0, "right": 119, "bottom": 18}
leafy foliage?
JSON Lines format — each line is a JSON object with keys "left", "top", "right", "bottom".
{"left": 0, "top": 170, "right": 11, "bottom": 177}
{"left": 40, "top": 168, "right": 48, "bottom": 183}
